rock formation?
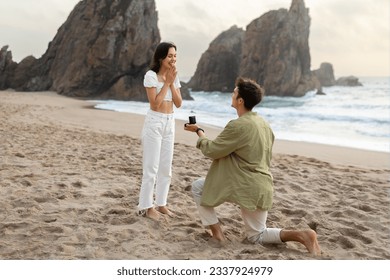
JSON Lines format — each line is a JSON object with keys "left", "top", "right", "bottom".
{"left": 0, "top": 0, "right": 192, "bottom": 101}
{"left": 0, "top": 46, "right": 17, "bottom": 89}
{"left": 335, "top": 76, "right": 363, "bottom": 87}
{"left": 189, "top": 0, "right": 321, "bottom": 97}
{"left": 313, "top": 62, "right": 335, "bottom": 87}
{"left": 312, "top": 63, "right": 363, "bottom": 87}
{"left": 187, "top": 25, "right": 244, "bottom": 92}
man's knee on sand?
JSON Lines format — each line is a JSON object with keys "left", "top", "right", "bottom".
{"left": 247, "top": 228, "right": 283, "bottom": 245}
{"left": 191, "top": 178, "right": 205, "bottom": 198}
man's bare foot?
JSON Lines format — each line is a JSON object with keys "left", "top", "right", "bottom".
{"left": 157, "top": 206, "right": 174, "bottom": 217}
{"left": 297, "top": 229, "right": 321, "bottom": 256}
{"left": 280, "top": 229, "right": 321, "bottom": 255}
{"left": 299, "top": 229, "right": 322, "bottom": 256}
{"left": 146, "top": 207, "right": 160, "bottom": 220}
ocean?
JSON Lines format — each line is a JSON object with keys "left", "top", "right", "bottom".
{"left": 94, "top": 76, "right": 390, "bottom": 153}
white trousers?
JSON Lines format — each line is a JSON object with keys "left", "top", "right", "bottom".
{"left": 138, "top": 110, "right": 175, "bottom": 210}
{"left": 192, "top": 178, "right": 282, "bottom": 244}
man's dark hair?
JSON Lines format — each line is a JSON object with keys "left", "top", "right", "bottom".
{"left": 150, "top": 42, "right": 177, "bottom": 73}
{"left": 235, "top": 77, "right": 265, "bottom": 110}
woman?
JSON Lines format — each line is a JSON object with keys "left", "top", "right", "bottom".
{"left": 138, "top": 42, "right": 182, "bottom": 220}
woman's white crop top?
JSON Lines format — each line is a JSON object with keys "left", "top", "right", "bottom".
{"left": 143, "top": 70, "right": 181, "bottom": 101}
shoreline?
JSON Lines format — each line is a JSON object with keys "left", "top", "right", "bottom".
{"left": 1, "top": 90, "right": 388, "bottom": 169}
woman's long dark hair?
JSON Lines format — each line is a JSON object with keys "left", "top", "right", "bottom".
{"left": 150, "top": 42, "right": 177, "bottom": 73}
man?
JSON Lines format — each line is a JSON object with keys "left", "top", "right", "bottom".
{"left": 184, "top": 77, "right": 321, "bottom": 255}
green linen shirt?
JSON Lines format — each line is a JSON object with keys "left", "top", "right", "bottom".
{"left": 196, "top": 111, "right": 274, "bottom": 211}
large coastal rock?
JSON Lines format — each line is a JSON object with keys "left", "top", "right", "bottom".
{"left": 189, "top": 0, "right": 321, "bottom": 97}
{"left": 242, "top": 0, "right": 316, "bottom": 96}
{"left": 313, "top": 62, "right": 335, "bottom": 87}
{"left": 49, "top": 0, "right": 161, "bottom": 100}
{"left": 335, "top": 76, "right": 363, "bottom": 87}
{"left": 188, "top": 25, "right": 244, "bottom": 92}
{"left": 0, "top": 46, "right": 17, "bottom": 89}
{"left": 0, "top": 0, "right": 192, "bottom": 101}
{"left": 312, "top": 63, "right": 363, "bottom": 88}
{"left": 1, "top": 46, "right": 52, "bottom": 91}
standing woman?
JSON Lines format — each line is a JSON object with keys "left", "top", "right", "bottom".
{"left": 138, "top": 42, "right": 182, "bottom": 220}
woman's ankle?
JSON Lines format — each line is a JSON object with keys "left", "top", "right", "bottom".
{"left": 146, "top": 207, "right": 160, "bottom": 220}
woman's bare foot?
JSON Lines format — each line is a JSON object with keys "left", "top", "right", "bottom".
{"left": 145, "top": 207, "right": 160, "bottom": 220}
{"left": 208, "top": 237, "right": 227, "bottom": 248}
{"left": 156, "top": 206, "right": 174, "bottom": 217}
{"left": 209, "top": 223, "right": 226, "bottom": 246}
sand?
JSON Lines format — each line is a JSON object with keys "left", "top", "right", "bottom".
{"left": 0, "top": 90, "right": 389, "bottom": 260}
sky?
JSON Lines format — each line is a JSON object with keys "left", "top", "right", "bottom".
{"left": 0, "top": 0, "right": 389, "bottom": 79}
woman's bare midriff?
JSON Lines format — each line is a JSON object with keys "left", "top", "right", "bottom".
{"left": 151, "top": 100, "right": 174, "bottom": 114}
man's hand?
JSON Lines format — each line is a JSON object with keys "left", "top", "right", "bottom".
{"left": 184, "top": 123, "right": 199, "bottom": 132}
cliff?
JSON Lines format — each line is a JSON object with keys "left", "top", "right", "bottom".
{"left": 187, "top": 25, "right": 244, "bottom": 92}
{"left": 0, "top": 0, "right": 192, "bottom": 101}
{"left": 189, "top": 0, "right": 321, "bottom": 96}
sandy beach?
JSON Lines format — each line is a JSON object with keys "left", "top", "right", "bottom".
{"left": 0, "top": 90, "right": 389, "bottom": 260}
